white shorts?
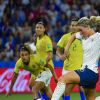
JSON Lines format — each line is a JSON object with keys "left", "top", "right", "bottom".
{"left": 36, "top": 70, "right": 52, "bottom": 87}
{"left": 62, "top": 68, "right": 71, "bottom": 75}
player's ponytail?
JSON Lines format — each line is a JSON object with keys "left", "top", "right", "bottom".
{"left": 90, "top": 16, "right": 100, "bottom": 32}
{"left": 95, "top": 16, "right": 100, "bottom": 32}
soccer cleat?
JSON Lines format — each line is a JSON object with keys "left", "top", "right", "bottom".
{"left": 95, "top": 96, "right": 100, "bottom": 100}
{"left": 34, "top": 98, "right": 45, "bottom": 100}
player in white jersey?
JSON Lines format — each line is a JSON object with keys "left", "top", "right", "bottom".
{"left": 51, "top": 17, "right": 100, "bottom": 100}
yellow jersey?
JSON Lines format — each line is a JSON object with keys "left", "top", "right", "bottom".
{"left": 36, "top": 35, "right": 54, "bottom": 67}
{"left": 57, "top": 32, "right": 83, "bottom": 70}
{"left": 14, "top": 54, "right": 47, "bottom": 77}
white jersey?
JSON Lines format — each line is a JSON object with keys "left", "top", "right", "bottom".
{"left": 76, "top": 32, "right": 100, "bottom": 73}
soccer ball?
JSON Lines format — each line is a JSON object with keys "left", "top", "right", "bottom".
{"left": 95, "top": 96, "right": 100, "bottom": 100}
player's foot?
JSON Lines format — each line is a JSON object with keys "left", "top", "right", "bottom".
{"left": 34, "top": 98, "right": 44, "bottom": 100}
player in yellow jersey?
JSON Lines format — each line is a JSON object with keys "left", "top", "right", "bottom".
{"left": 6, "top": 45, "right": 58, "bottom": 100}
{"left": 33, "top": 20, "right": 57, "bottom": 100}
{"left": 56, "top": 19, "right": 85, "bottom": 100}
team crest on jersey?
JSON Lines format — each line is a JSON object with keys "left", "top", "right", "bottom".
{"left": 40, "top": 59, "right": 45, "bottom": 66}
{"left": 47, "top": 44, "right": 52, "bottom": 49}
{"left": 32, "top": 64, "right": 36, "bottom": 68}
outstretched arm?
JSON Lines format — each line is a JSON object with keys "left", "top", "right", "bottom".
{"left": 6, "top": 72, "right": 18, "bottom": 96}
{"left": 56, "top": 47, "right": 67, "bottom": 61}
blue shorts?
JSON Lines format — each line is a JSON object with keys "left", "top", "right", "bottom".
{"left": 75, "top": 67, "right": 99, "bottom": 88}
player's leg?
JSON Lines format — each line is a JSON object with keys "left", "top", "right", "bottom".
{"left": 29, "top": 75, "right": 45, "bottom": 98}
{"left": 29, "top": 77, "right": 41, "bottom": 98}
{"left": 41, "top": 84, "right": 52, "bottom": 100}
{"left": 31, "top": 81, "right": 45, "bottom": 99}
{"left": 84, "top": 88, "right": 96, "bottom": 100}
{"left": 29, "top": 78, "right": 35, "bottom": 89}
{"left": 62, "top": 70, "right": 75, "bottom": 100}
{"left": 51, "top": 71, "right": 80, "bottom": 100}
{"left": 77, "top": 67, "right": 98, "bottom": 100}
{"left": 63, "top": 83, "right": 86, "bottom": 100}
{"left": 79, "top": 86, "right": 86, "bottom": 100}
{"left": 63, "top": 84, "right": 75, "bottom": 100}
{"left": 63, "top": 82, "right": 86, "bottom": 100}
{"left": 36, "top": 70, "right": 52, "bottom": 100}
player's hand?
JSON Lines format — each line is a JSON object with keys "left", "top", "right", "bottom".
{"left": 64, "top": 50, "right": 70, "bottom": 60}
{"left": 60, "top": 54, "right": 67, "bottom": 61}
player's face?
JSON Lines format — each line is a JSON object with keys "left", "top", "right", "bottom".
{"left": 77, "top": 26, "right": 90, "bottom": 37}
{"left": 35, "top": 24, "right": 45, "bottom": 36}
{"left": 20, "top": 51, "right": 30, "bottom": 64}
{"left": 70, "top": 21, "right": 78, "bottom": 32}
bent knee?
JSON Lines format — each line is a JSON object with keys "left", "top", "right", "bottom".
{"left": 58, "top": 76, "right": 67, "bottom": 84}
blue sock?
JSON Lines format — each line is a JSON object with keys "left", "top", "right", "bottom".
{"left": 41, "top": 93, "right": 50, "bottom": 100}
{"left": 80, "top": 91, "right": 86, "bottom": 100}
{"left": 38, "top": 91, "right": 42, "bottom": 98}
{"left": 63, "top": 95, "right": 70, "bottom": 100}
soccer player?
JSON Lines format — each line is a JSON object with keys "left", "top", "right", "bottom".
{"left": 6, "top": 45, "right": 58, "bottom": 100}
{"left": 33, "top": 20, "right": 57, "bottom": 100}
{"left": 56, "top": 19, "right": 85, "bottom": 100}
{"left": 51, "top": 17, "right": 99, "bottom": 100}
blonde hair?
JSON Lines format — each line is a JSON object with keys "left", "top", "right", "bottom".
{"left": 89, "top": 16, "right": 100, "bottom": 31}
{"left": 96, "top": 16, "right": 100, "bottom": 23}
{"left": 90, "top": 16, "right": 100, "bottom": 24}
{"left": 77, "top": 17, "right": 92, "bottom": 27}
{"left": 90, "top": 16, "right": 97, "bottom": 21}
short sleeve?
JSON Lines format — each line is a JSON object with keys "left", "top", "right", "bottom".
{"left": 57, "top": 35, "right": 66, "bottom": 48}
{"left": 14, "top": 59, "right": 21, "bottom": 74}
{"left": 46, "top": 38, "right": 53, "bottom": 52}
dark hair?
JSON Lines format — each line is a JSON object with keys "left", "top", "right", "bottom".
{"left": 37, "top": 21, "right": 46, "bottom": 27}
{"left": 35, "top": 17, "right": 48, "bottom": 35}
{"left": 20, "top": 45, "right": 30, "bottom": 54}
{"left": 71, "top": 17, "right": 79, "bottom": 22}
{"left": 36, "top": 21, "right": 48, "bottom": 35}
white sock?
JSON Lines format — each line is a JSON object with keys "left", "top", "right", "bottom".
{"left": 51, "top": 82, "right": 66, "bottom": 100}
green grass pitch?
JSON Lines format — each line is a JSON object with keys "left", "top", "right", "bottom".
{"left": 0, "top": 92, "right": 100, "bottom": 100}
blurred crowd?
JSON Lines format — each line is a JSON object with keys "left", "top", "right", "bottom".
{"left": 0, "top": 0, "right": 99, "bottom": 61}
